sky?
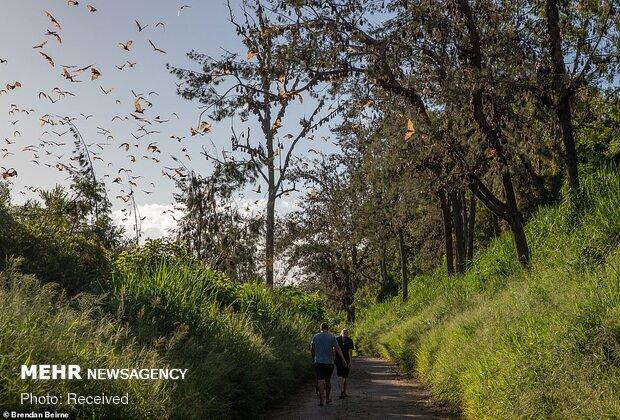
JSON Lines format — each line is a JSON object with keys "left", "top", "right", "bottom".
{"left": 0, "top": 0, "right": 337, "bottom": 242}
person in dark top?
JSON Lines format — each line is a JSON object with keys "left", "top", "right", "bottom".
{"left": 335, "top": 328, "right": 354, "bottom": 398}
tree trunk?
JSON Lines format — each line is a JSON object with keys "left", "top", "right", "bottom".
{"left": 346, "top": 304, "right": 355, "bottom": 324}
{"left": 508, "top": 213, "right": 529, "bottom": 266}
{"left": 466, "top": 194, "right": 476, "bottom": 263}
{"left": 461, "top": 190, "right": 469, "bottom": 262}
{"left": 439, "top": 191, "right": 455, "bottom": 275}
{"left": 546, "top": 0, "right": 580, "bottom": 192}
{"left": 347, "top": 246, "right": 358, "bottom": 324}
{"left": 556, "top": 96, "right": 579, "bottom": 191}
{"left": 451, "top": 190, "right": 466, "bottom": 274}
{"left": 195, "top": 181, "right": 204, "bottom": 259}
{"left": 456, "top": 0, "right": 531, "bottom": 267}
{"left": 470, "top": 100, "right": 530, "bottom": 267}
{"left": 397, "top": 227, "right": 409, "bottom": 302}
{"left": 468, "top": 172, "right": 529, "bottom": 266}
{"left": 341, "top": 270, "right": 356, "bottom": 324}
{"left": 261, "top": 70, "right": 277, "bottom": 287}
{"left": 501, "top": 172, "right": 530, "bottom": 266}
{"left": 265, "top": 191, "right": 275, "bottom": 287}
{"left": 380, "top": 257, "right": 388, "bottom": 286}
{"left": 379, "top": 255, "right": 390, "bottom": 300}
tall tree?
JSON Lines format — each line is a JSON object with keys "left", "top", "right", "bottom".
{"left": 174, "top": 162, "right": 262, "bottom": 281}
{"left": 280, "top": 0, "right": 532, "bottom": 265}
{"left": 354, "top": 111, "right": 425, "bottom": 300}
{"left": 283, "top": 153, "right": 367, "bottom": 322}
{"left": 439, "top": 190, "right": 455, "bottom": 274}
{"left": 540, "top": 0, "right": 618, "bottom": 192}
{"left": 61, "top": 118, "right": 119, "bottom": 247}
{"left": 171, "top": 0, "right": 341, "bottom": 286}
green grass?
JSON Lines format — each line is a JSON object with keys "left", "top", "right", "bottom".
{"left": 107, "top": 256, "right": 323, "bottom": 418}
{"left": 0, "top": 261, "right": 173, "bottom": 418}
{"left": 0, "top": 236, "right": 324, "bottom": 418}
{"left": 355, "top": 163, "right": 620, "bottom": 419}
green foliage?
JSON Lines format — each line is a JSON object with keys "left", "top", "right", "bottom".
{"left": 575, "top": 91, "right": 620, "bottom": 160}
{"left": 0, "top": 200, "right": 110, "bottom": 293}
{"left": 173, "top": 169, "right": 262, "bottom": 282}
{"left": 113, "top": 237, "right": 191, "bottom": 274}
{"left": 108, "top": 251, "right": 323, "bottom": 418}
{"left": 0, "top": 262, "right": 172, "bottom": 418}
{"left": 356, "top": 164, "right": 620, "bottom": 419}
{"left": 0, "top": 207, "right": 324, "bottom": 419}
{"left": 276, "top": 286, "right": 326, "bottom": 321}
{"left": 377, "top": 271, "right": 400, "bottom": 302}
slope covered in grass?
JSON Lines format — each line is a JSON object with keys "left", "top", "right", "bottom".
{"left": 0, "top": 237, "right": 324, "bottom": 419}
{"left": 107, "top": 242, "right": 324, "bottom": 418}
{"left": 0, "top": 263, "right": 173, "bottom": 418}
{"left": 355, "top": 164, "right": 620, "bottom": 419}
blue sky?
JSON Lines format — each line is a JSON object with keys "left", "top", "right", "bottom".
{"left": 0, "top": 0, "right": 337, "bottom": 240}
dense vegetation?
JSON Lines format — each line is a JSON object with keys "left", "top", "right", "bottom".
{"left": 0, "top": 263, "right": 171, "bottom": 419}
{"left": 2, "top": 0, "right": 620, "bottom": 418}
{"left": 355, "top": 164, "right": 620, "bottom": 418}
{"left": 0, "top": 193, "right": 324, "bottom": 418}
{"left": 109, "top": 241, "right": 323, "bottom": 417}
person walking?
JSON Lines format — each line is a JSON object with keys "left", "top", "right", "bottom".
{"left": 310, "top": 322, "right": 347, "bottom": 407}
{"left": 335, "top": 328, "right": 354, "bottom": 398}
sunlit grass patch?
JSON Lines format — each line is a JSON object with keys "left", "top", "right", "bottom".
{"left": 108, "top": 255, "right": 322, "bottom": 418}
{"left": 356, "top": 164, "right": 620, "bottom": 418}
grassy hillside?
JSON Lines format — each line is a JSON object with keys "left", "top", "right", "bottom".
{"left": 355, "top": 164, "right": 620, "bottom": 419}
{"left": 108, "top": 242, "right": 323, "bottom": 417}
{"left": 0, "top": 238, "right": 323, "bottom": 419}
{"left": 0, "top": 262, "right": 172, "bottom": 418}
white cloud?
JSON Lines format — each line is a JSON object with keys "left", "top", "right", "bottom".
{"left": 237, "top": 197, "right": 300, "bottom": 217}
{"left": 238, "top": 198, "right": 266, "bottom": 217}
{"left": 278, "top": 199, "right": 301, "bottom": 210}
{"left": 112, "top": 197, "right": 300, "bottom": 244}
{"left": 113, "top": 203, "right": 182, "bottom": 243}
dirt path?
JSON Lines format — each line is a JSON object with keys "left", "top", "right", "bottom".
{"left": 266, "top": 357, "right": 456, "bottom": 419}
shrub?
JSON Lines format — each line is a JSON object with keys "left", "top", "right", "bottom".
{"left": 0, "top": 203, "right": 110, "bottom": 293}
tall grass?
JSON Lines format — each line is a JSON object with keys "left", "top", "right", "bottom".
{"left": 0, "top": 261, "right": 172, "bottom": 418}
{"left": 356, "top": 163, "right": 620, "bottom": 418}
{"left": 0, "top": 236, "right": 324, "bottom": 418}
{"left": 108, "top": 257, "right": 323, "bottom": 418}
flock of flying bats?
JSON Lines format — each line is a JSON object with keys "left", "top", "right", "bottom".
{"left": 0, "top": 2, "right": 216, "bottom": 226}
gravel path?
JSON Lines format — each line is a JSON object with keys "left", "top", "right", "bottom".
{"left": 265, "top": 357, "right": 457, "bottom": 419}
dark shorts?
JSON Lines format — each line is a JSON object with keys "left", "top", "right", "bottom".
{"left": 335, "top": 360, "right": 350, "bottom": 378}
{"left": 313, "top": 363, "right": 334, "bottom": 381}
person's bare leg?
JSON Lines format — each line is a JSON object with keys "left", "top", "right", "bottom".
{"left": 317, "top": 379, "right": 326, "bottom": 405}
{"left": 325, "top": 379, "right": 332, "bottom": 403}
{"left": 343, "top": 377, "right": 349, "bottom": 396}
{"left": 338, "top": 376, "right": 345, "bottom": 397}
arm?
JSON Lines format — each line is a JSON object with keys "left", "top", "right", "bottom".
{"left": 349, "top": 339, "right": 354, "bottom": 363}
{"left": 333, "top": 338, "right": 347, "bottom": 366}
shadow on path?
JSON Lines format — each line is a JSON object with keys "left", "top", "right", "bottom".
{"left": 265, "top": 357, "right": 457, "bottom": 419}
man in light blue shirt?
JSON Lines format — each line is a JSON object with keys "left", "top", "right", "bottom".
{"left": 311, "top": 322, "right": 346, "bottom": 406}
